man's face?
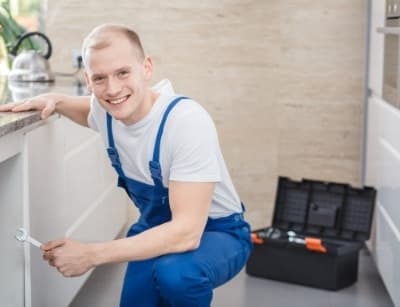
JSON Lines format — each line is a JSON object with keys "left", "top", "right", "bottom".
{"left": 84, "top": 35, "right": 153, "bottom": 125}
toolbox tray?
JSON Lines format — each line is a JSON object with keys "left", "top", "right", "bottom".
{"left": 246, "top": 177, "right": 376, "bottom": 290}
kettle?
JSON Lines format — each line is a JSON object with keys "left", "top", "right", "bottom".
{"left": 8, "top": 31, "right": 55, "bottom": 82}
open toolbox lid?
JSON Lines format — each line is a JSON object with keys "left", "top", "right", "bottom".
{"left": 271, "top": 177, "right": 376, "bottom": 242}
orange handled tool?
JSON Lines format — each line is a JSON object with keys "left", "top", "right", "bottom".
{"left": 251, "top": 233, "right": 264, "bottom": 244}
{"left": 304, "top": 237, "right": 327, "bottom": 253}
{"left": 287, "top": 231, "right": 327, "bottom": 253}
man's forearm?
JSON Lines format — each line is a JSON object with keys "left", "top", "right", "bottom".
{"left": 55, "top": 95, "right": 91, "bottom": 127}
{"left": 90, "top": 220, "right": 202, "bottom": 266}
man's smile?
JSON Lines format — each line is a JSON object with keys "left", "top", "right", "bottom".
{"left": 107, "top": 95, "right": 130, "bottom": 105}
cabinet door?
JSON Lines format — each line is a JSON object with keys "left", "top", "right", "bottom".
{"left": 365, "top": 96, "right": 400, "bottom": 307}
{"left": 0, "top": 134, "right": 24, "bottom": 307}
{"left": 25, "top": 118, "right": 128, "bottom": 307}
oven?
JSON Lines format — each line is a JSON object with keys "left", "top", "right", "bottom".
{"left": 382, "top": 0, "right": 400, "bottom": 108}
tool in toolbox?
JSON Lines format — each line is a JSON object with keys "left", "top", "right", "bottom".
{"left": 251, "top": 228, "right": 327, "bottom": 253}
{"left": 251, "top": 227, "right": 282, "bottom": 244}
{"left": 287, "top": 231, "right": 327, "bottom": 253}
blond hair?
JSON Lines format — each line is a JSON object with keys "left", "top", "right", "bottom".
{"left": 81, "top": 24, "right": 145, "bottom": 66}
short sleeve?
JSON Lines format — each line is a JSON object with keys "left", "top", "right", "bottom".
{"left": 166, "top": 102, "right": 221, "bottom": 182}
{"left": 87, "top": 95, "right": 101, "bottom": 132}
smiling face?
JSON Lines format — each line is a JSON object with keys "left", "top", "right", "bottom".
{"left": 84, "top": 33, "right": 155, "bottom": 125}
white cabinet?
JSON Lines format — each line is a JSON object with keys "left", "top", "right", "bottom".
{"left": 365, "top": 96, "right": 400, "bottom": 307}
{"left": 0, "top": 115, "right": 129, "bottom": 307}
{"left": 0, "top": 132, "right": 25, "bottom": 307}
{"left": 25, "top": 117, "right": 129, "bottom": 307}
{"left": 366, "top": 2, "right": 400, "bottom": 306}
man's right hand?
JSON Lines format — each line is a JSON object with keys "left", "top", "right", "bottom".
{"left": 0, "top": 93, "right": 61, "bottom": 120}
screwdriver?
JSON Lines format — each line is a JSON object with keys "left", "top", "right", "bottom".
{"left": 251, "top": 228, "right": 282, "bottom": 244}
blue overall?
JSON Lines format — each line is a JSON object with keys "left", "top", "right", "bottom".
{"left": 106, "top": 96, "right": 252, "bottom": 307}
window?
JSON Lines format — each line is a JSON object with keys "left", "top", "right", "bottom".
{"left": 1, "top": 0, "right": 44, "bottom": 31}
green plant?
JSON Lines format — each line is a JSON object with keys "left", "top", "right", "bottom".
{"left": 0, "top": 2, "right": 39, "bottom": 67}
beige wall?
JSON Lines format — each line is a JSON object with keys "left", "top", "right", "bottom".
{"left": 46, "top": 0, "right": 366, "bottom": 229}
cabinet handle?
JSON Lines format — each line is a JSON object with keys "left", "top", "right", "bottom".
{"left": 377, "top": 27, "right": 400, "bottom": 35}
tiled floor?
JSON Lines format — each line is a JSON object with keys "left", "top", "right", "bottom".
{"left": 71, "top": 247, "right": 394, "bottom": 307}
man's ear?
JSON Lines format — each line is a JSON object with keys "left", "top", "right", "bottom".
{"left": 143, "top": 56, "right": 153, "bottom": 81}
{"left": 84, "top": 71, "right": 92, "bottom": 93}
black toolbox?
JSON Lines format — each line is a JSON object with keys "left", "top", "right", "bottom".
{"left": 246, "top": 177, "right": 376, "bottom": 290}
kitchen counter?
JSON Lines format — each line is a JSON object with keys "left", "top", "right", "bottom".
{"left": 0, "top": 75, "right": 87, "bottom": 137}
{"left": 0, "top": 111, "right": 41, "bottom": 138}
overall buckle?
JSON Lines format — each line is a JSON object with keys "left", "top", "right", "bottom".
{"left": 149, "top": 160, "right": 163, "bottom": 181}
{"left": 107, "top": 147, "right": 120, "bottom": 167}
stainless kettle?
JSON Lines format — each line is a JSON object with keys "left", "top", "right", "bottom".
{"left": 8, "top": 31, "right": 55, "bottom": 82}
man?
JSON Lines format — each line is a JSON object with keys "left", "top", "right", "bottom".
{"left": 0, "top": 24, "right": 252, "bottom": 307}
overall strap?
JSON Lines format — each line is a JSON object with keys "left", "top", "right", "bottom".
{"left": 106, "top": 112, "right": 126, "bottom": 178}
{"left": 149, "top": 96, "right": 188, "bottom": 187}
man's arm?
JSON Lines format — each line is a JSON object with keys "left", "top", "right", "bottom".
{"left": 0, "top": 93, "right": 91, "bottom": 127}
{"left": 94, "top": 181, "right": 213, "bottom": 262}
{"left": 42, "top": 181, "right": 214, "bottom": 277}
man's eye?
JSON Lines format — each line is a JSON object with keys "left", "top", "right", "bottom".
{"left": 118, "top": 71, "right": 129, "bottom": 77}
{"left": 94, "top": 77, "right": 105, "bottom": 83}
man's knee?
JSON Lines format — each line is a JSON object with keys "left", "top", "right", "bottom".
{"left": 152, "top": 255, "right": 211, "bottom": 298}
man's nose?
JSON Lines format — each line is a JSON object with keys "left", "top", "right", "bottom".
{"left": 105, "top": 77, "right": 121, "bottom": 96}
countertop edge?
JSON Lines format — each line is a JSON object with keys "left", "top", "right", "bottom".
{"left": 0, "top": 112, "right": 43, "bottom": 138}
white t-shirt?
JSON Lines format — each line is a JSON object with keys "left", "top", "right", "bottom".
{"left": 88, "top": 79, "right": 242, "bottom": 218}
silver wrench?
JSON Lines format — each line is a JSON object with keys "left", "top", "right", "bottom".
{"left": 15, "top": 227, "right": 42, "bottom": 248}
